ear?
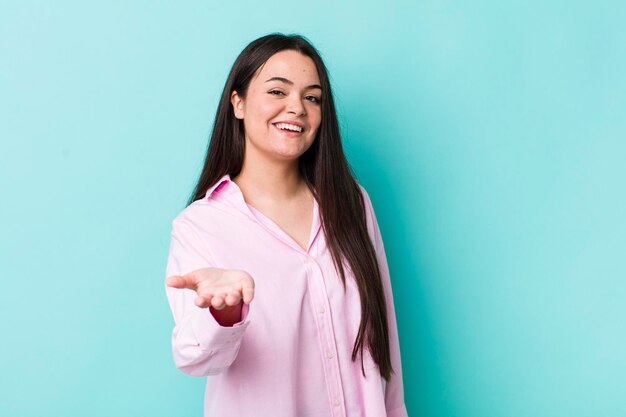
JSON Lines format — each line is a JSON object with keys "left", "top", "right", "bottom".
{"left": 230, "top": 90, "right": 245, "bottom": 120}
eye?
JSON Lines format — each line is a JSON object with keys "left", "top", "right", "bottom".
{"left": 305, "top": 95, "right": 321, "bottom": 104}
{"left": 268, "top": 89, "right": 285, "bottom": 96}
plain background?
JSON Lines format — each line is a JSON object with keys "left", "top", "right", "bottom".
{"left": 1, "top": 1, "right": 625, "bottom": 416}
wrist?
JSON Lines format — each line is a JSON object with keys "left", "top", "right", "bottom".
{"left": 209, "top": 302, "right": 243, "bottom": 327}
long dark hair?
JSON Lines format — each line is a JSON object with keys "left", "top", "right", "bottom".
{"left": 189, "top": 33, "right": 392, "bottom": 380}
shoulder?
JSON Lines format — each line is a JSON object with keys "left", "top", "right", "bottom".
{"left": 172, "top": 198, "right": 209, "bottom": 225}
{"left": 355, "top": 182, "right": 382, "bottom": 246}
{"left": 170, "top": 197, "right": 230, "bottom": 238}
{"left": 356, "top": 182, "right": 376, "bottom": 218}
{"left": 171, "top": 175, "right": 235, "bottom": 228}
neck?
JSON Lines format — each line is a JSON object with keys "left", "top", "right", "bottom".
{"left": 234, "top": 156, "right": 307, "bottom": 202}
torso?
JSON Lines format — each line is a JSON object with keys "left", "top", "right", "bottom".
{"left": 166, "top": 178, "right": 404, "bottom": 416}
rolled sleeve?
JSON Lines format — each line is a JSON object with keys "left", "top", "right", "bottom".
{"left": 165, "top": 217, "right": 250, "bottom": 376}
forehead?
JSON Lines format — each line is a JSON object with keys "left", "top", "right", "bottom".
{"left": 254, "top": 50, "right": 320, "bottom": 84}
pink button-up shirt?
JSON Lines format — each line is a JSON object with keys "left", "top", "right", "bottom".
{"left": 165, "top": 176, "right": 407, "bottom": 417}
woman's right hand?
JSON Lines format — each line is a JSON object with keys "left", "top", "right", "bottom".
{"left": 166, "top": 268, "right": 255, "bottom": 310}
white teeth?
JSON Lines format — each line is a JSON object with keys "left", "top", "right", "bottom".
{"left": 275, "top": 123, "right": 303, "bottom": 132}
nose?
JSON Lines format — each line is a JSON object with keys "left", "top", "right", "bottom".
{"left": 287, "top": 95, "right": 306, "bottom": 116}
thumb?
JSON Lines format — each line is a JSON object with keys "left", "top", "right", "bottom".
{"left": 166, "top": 275, "right": 197, "bottom": 289}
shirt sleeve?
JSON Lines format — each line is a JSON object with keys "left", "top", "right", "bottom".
{"left": 359, "top": 187, "right": 408, "bottom": 417}
{"left": 165, "top": 216, "right": 250, "bottom": 376}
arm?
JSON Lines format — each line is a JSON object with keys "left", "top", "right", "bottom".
{"left": 360, "top": 187, "right": 408, "bottom": 417}
{"left": 165, "top": 218, "right": 250, "bottom": 376}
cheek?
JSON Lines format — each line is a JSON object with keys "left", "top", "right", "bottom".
{"left": 254, "top": 99, "right": 282, "bottom": 119}
{"left": 244, "top": 97, "right": 278, "bottom": 125}
{"left": 310, "top": 112, "right": 322, "bottom": 133}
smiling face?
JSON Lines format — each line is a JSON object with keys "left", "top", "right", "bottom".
{"left": 230, "top": 50, "right": 323, "bottom": 165}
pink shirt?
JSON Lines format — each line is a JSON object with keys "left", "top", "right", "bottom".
{"left": 165, "top": 175, "right": 407, "bottom": 417}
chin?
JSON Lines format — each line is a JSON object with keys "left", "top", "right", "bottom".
{"left": 272, "top": 145, "right": 310, "bottom": 160}
{"left": 274, "top": 152, "right": 306, "bottom": 162}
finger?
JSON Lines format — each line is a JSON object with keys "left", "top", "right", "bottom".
{"left": 166, "top": 275, "right": 197, "bottom": 289}
{"left": 224, "top": 292, "right": 242, "bottom": 306}
{"left": 211, "top": 295, "right": 226, "bottom": 310}
{"left": 194, "top": 295, "right": 210, "bottom": 308}
{"left": 241, "top": 285, "right": 254, "bottom": 304}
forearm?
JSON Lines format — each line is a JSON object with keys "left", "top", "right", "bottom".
{"left": 170, "top": 307, "right": 249, "bottom": 376}
{"left": 168, "top": 287, "right": 250, "bottom": 376}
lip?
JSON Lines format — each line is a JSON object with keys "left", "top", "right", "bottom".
{"left": 272, "top": 120, "right": 305, "bottom": 131}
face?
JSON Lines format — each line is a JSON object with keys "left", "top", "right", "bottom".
{"left": 230, "top": 50, "right": 323, "bottom": 164}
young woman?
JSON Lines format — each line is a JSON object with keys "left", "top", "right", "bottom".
{"left": 165, "top": 33, "right": 407, "bottom": 417}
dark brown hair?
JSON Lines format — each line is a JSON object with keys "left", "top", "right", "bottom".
{"left": 189, "top": 33, "right": 392, "bottom": 380}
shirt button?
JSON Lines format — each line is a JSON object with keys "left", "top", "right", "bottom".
{"left": 333, "top": 398, "right": 341, "bottom": 407}
{"left": 326, "top": 350, "right": 334, "bottom": 359}
{"left": 318, "top": 306, "right": 325, "bottom": 314}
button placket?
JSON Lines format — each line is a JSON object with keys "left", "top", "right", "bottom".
{"left": 304, "top": 256, "right": 346, "bottom": 417}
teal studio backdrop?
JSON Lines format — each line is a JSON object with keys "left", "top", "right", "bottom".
{"left": 1, "top": 1, "right": 625, "bottom": 416}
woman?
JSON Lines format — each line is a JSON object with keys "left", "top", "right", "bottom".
{"left": 165, "top": 33, "right": 407, "bottom": 417}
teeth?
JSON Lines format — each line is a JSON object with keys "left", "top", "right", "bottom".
{"left": 275, "top": 123, "right": 303, "bottom": 132}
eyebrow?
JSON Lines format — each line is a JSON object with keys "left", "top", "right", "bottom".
{"left": 265, "top": 77, "right": 322, "bottom": 90}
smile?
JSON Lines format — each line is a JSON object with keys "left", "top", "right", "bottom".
{"left": 273, "top": 122, "right": 303, "bottom": 133}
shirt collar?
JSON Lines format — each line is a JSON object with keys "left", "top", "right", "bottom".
{"left": 204, "top": 174, "right": 232, "bottom": 200}
{"left": 203, "top": 173, "right": 321, "bottom": 253}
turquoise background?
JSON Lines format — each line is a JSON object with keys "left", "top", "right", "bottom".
{"left": 1, "top": 1, "right": 625, "bottom": 416}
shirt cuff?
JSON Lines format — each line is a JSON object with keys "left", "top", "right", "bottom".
{"left": 191, "top": 303, "right": 250, "bottom": 351}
